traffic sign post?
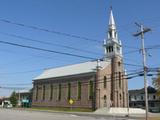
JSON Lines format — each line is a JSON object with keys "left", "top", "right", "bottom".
{"left": 69, "top": 99, "right": 74, "bottom": 111}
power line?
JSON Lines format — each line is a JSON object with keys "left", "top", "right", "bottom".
{"left": 123, "top": 63, "right": 143, "bottom": 67}
{"left": 123, "top": 45, "right": 139, "bottom": 50}
{"left": 0, "top": 68, "right": 43, "bottom": 75}
{"left": 0, "top": 32, "right": 102, "bottom": 56}
{"left": 0, "top": 83, "right": 32, "bottom": 86}
{"left": 0, "top": 40, "right": 144, "bottom": 65}
{"left": 146, "top": 45, "right": 160, "bottom": 50}
{"left": 0, "top": 18, "right": 139, "bottom": 50}
{"left": 0, "top": 86, "right": 30, "bottom": 90}
{"left": 32, "top": 70, "right": 149, "bottom": 90}
{"left": 0, "top": 19, "right": 101, "bottom": 43}
{"left": 1, "top": 68, "right": 158, "bottom": 89}
{"left": 0, "top": 32, "right": 143, "bottom": 67}
{"left": 0, "top": 40, "right": 96, "bottom": 60}
{"left": 123, "top": 49, "right": 140, "bottom": 55}
{"left": 0, "top": 62, "right": 142, "bottom": 75}
{"left": 124, "top": 57, "right": 141, "bottom": 64}
{"left": 0, "top": 32, "right": 144, "bottom": 63}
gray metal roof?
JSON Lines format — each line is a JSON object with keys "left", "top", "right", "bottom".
{"left": 129, "top": 86, "right": 157, "bottom": 94}
{"left": 34, "top": 60, "right": 111, "bottom": 80}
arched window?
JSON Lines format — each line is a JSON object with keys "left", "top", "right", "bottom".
{"left": 77, "top": 81, "right": 81, "bottom": 100}
{"left": 104, "top": 95, "right": 107, "bottom": 100}
{"left": 119, "top": 72, "right": 121, "bottom": 88}
{"left": 114, "top": 31, "right": 116, "bottom": 38}
{"left": 107, "top": 47, "right": 109, "bottom": 53}
{"left": 109, "top": 31, "right": 112, "bottom": 38}
{"left": 118, "top": 61, "right": 121, "bottom": 67}
{"left": 117, "top": 46, "right": 120, "bottom": 53}
{"left": 104, "top": 76, "right": 107, "bottom": 88}
{"left": 109, "top": 46, "right": 111, "bottom": 52}
{"left": 89, "top": 81, "right": 93, "bottom": 100}
{"left": 111, "top": 46, "right": 113, "bottom": 51}
{"left": 120, "top": 94, "right": 122, "bottom": 100}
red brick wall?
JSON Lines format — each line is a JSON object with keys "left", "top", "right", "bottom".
{"left": 32, "top": 74, "right": 95, "bottom": 109}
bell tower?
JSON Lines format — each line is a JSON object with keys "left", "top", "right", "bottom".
{"left": 103, "top": 8, "right": 122, "bottom": 59}
{"left": 103, "top": 8, "right": 128, "bottom": 107}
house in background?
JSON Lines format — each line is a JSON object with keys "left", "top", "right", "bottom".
{"left": 16, "top": 90, "right": 32, "bottom": 108}
{"left": 32, "top": 9, "right": 128, "bottom": 110}
{"left": 129, "top": 86, "right": 160, "bottom": 112}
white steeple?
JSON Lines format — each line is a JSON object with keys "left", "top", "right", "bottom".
{"left": 108, "top": 7, "right": 118, "bottom": 40}
{"left": 103, "top": 7, "right": 122, "bottom": 59}
{"left": 109, "top": 8, "right": 116, "bottom": 29}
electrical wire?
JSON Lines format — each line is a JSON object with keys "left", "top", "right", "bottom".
{"left": 1, "top": 68, "right": 158, "bottom": 90}
{"left": 0, "top": 32, "right": 102, "bottom": 56}
{"left": 0, "top": 40, "right": 96, "bottom": 60}
{"left": 0, "top": 18, "right": 140, "bottom": 50}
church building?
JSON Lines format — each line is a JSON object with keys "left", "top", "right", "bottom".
{"left": 32, "top": 9, "right": 128, "bottom": 110}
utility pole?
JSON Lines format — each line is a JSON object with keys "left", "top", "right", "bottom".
{"left": 133, "top": 23, "right": 151, "bottom": 120}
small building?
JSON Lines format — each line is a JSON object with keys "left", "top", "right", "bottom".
{"left": 32, "top": 9, "right": 128, "bottom": 110}
{"left": 129, "top": 86, "right": 160, "bottom": 112}
{"left": 16, "top": 90, "right": 32, "bottom": 108}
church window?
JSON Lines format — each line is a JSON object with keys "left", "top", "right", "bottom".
{"left": 108, "top": 46, "right": 111, "bottom": 52}
{"left": 109, "top": 31, "right": 112, "bottom": 38}
{"left": 68, "top": 83, "right": 71, "bottom": 100}
{"left": 36, "top": 86, "right": 38, "bottom": 101}
{"left": 42, "top": 85, "right": 45, "bottom": 100}
{"left": 89, "top": 81, "right": 93, "bottom": 100}
{"left": 58, "top": 84, "right": 61, "bottom": 101}
{"left": 111, "top": 46, "right": 113, "bottom": 51}
{"left": 119, "top": 72, "right": 121, "bottom": 88}
{"left": 117, "top": 46, "right": 120, "bottom": 53}
{"left": 50, "top": 84, "right": 53, "bottom": 100}
{"left": 77, "top": 81, "right": 81, "bottom": 100}
{"left": 120, "top": 94, "right": 122, "bottom": 100}
{"left": 114, "top": 32, "right": 116, "bottom": 38}
{"left": 107, "top": 47, "right": 109, "bottom": 53}
{"left": 104, "top": 95, "right": 106, "bottom": 100}
{"left": 104, "top": 76, "right": 107, "bottom": 88}
{"left": 118, "top": 61, "right": 121, "bottom": 67}
{"left": 109, "top": 46, "right": 113, "bottom": 52}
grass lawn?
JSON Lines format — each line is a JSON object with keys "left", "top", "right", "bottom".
{"left": 29, "top": 107, "right": 93, "bottom": 112}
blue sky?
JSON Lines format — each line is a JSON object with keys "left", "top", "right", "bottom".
{"left": 0, "top": 0, "right": 160, "bottom": 96}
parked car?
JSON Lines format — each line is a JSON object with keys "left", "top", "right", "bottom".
{"left": 2, "top": 100, "right": 12, "bottom": 108}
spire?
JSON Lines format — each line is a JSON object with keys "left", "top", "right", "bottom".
{"left": 109, "top": 7, "right": 115, "bottom": 27}
{"left": 103, "top": 7, "right": 123, "bottom": 59}
{"left": 107, "top": 7, "right": 117, "bottom": 39}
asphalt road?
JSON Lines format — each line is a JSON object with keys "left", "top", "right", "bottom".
{"left": 0, "top": 108, "right": 135, "bottom": 120}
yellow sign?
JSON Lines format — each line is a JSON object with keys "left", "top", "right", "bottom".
{"left": 69, "top": 99, "right": 74, "bottom": 105}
